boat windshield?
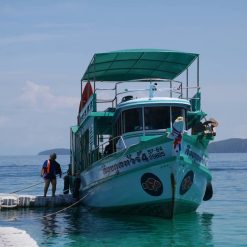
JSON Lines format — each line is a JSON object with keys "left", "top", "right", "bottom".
{"left": 117, "top": 105, "right": 187, "bottom": 135}
{"left": 144, "top": 106, "right": 170, "bottom": 130}
{"left": 123, "top": 108, "right": 142, "bottom": 132}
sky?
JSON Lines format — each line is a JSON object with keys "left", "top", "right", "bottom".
{"left": 0, "top": 0, "right": 246, "bottom": 155}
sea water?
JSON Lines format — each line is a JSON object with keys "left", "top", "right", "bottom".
{"left": 0, "top": 154, "right": 246, "bottom": 247}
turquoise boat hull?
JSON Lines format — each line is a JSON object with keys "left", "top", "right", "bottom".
{"left": 79, "top": 134, "right": 211, "bottom": 218}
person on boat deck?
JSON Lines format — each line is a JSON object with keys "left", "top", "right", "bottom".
{"left": 41, "top": 153, "right": 62, "bottom": 197}
{"left": 104, "top": 137, "right": 115, "bottom": 156}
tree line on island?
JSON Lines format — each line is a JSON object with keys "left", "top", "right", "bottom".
{"left": 207, "top": 138, "right": 247, "bottom": 153}
{"left": 38, "top": 139, "right": 247, "bottom": 155}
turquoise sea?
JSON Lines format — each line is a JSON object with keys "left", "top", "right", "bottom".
{"left": 0, "top": 154, "right": 246, "bottom": 246}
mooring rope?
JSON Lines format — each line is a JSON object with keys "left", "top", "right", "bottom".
{"left": 9, "top": 181, "right": 44, "bottom": 194}
{"left": 40, "top": 147, "right": 132, "bottom": 219}
{"left": 9, "top": 172, "right": 68, "bottom": 194}
{"left": 39, "top": 193, "right": 89, "bottom": 219}
{"left": 1, "top": 174, "right": 89, "bottom": 221}
{"left": 36, "top": 147, "right": 133, "bottom": 220}
{"left": 38, "top": 148, "right": 133, "bottom": 220}
{"left": 0, "top": 192, "right": 89, "bottom": 221}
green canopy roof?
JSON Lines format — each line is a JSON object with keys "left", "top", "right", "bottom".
{"left": 82, "top": 49, "right": 198, "bottom": 82}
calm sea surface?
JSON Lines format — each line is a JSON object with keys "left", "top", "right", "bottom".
{"left": 0, "top": 154, "right": 246, "bottom": 246}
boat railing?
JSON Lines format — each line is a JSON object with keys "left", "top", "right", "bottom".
{"left": 94, "top": 87, "right": 116, "bottom": 109}
{"left": 91, "top": 135, "right": 127, "bottom": 163}
{"left": 114, "top": 79, "right": 182, "bottom": 98}
{"left": 93, "top": 79, "right": 200, "bottom": 109}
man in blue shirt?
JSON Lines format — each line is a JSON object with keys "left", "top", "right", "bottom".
{"left": 41, "top": 153, "right": 62, "bottom": 197}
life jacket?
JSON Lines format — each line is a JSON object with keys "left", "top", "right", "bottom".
{"left": 43, "top": 159, "right": 51, "bottom": 175}
{"left": 47, "top": 159, "right": 51, "bottom": 173}
{"left": 42, "top": 160, "right": 61, "bottom": 178}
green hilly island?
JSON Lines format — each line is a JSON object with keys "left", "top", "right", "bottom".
{"left": 207, "top": 138, "right": 247, "bottom": 153}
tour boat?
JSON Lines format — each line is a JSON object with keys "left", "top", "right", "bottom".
{"left": 69, "top": 49, "right": 217, "bottom": 218}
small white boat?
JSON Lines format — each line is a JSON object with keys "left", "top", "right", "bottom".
{"left": 69, "top": 49, "right": 217, "bottom": 218}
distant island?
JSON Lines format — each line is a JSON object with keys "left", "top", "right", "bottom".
{"left": 38, "top": 138, "right": 247, "bottom": 155}
{"left": 208, "top": 138, "right": 247, "bottom": 153}
{"left": 38, "top": 148, "right": 70, "bottom": 155}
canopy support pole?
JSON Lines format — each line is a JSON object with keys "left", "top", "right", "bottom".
{"left": 170, "top": 81, "right": 172, "bottom": 97}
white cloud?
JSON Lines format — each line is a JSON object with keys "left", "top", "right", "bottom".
{"left": 19, "top": 81, "right": 79, "bottom": 111}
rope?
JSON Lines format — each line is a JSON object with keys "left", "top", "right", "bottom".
{"left": 1, "top": 170, "right": 89, "bottom": 221}
{"left": 63, "top": 188, "right": 70, "bottom": 193}
{"left": 40, "top": 193, "right": 88, "bottom": 219}
{"left": 9, "top": 181, "right": 44, "bottom": 194}
{"left": 38, "top": 146, "right": 131, "bottom": 220}
{"left": 0, "top": 193, "right": 89, "bottom": 220}
{"left": 39, "top": 147, "right": 131, "bottom": 219}
{"left": 1, "top": 192, "right": 88, "bottom": 221}
{"left": 9, "top": 172, "right": 68, "bottom": 194}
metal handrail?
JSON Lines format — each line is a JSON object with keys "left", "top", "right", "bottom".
{"left": 92, "top": 135, "right": 127, "bottom": 161}
{"left": 97, "top": 135, "right": 126, "bottom": 151}
{"left": 95, "top": 88, "right": 115, "bottom": 91}
{"left": 116, "top": 88, "right": 149, "bottom": 97}
{"left": 91, "top": 79, "right": 200, "bottom": 109}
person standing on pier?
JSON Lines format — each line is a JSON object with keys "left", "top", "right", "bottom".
{"left": 41, "top": 153, "right": 62, "bottom": 197}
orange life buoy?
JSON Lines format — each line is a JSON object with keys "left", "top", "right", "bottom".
{"left": 78, "top": 81, "right": 93, "bottom": 113}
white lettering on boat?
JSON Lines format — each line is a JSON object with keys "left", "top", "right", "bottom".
{"left": 184, "top": 145, "right": 207, "bottom": 166}
{"left": 102, "top": 146, "right": 166, "bottom": 175}
{"left": 79, "top": 96, "right": 94, "bottom": 123}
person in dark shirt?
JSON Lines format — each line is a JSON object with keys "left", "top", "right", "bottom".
{"left": 41, "top": 153, "right": 62, "bottom": 197}
{"left": 104, "top": 137, "right": 115, "bottom": 156}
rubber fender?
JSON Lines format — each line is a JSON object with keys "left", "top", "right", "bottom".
{"left": 203, "top": 182, "right": 213, "bottom": 201}
{"left": 73, "top": 177, "right": 81, "bottom": 199}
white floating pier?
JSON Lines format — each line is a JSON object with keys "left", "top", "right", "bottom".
{"left": 0, "top": 227, "right": 38, "bottom": 247}
{"left": 0, "top": 193, "right": 76, "bottom": 209}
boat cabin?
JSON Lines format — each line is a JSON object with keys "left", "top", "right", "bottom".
{"left": 113, "top": 97, "right": 190, "bottom": 150}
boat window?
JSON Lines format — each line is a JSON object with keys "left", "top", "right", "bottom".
{"left": 115, "top": 113, "right": 122, "bottom": 136}
{"left": 144, "top": 106, "right": 170, "bottom": 130}
{"left": 123, "top": 108, "right": 142, "bottom": 133}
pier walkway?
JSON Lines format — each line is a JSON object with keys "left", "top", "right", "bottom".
{"left": 0, "top": 193, "right": 76, "bottom": 209}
